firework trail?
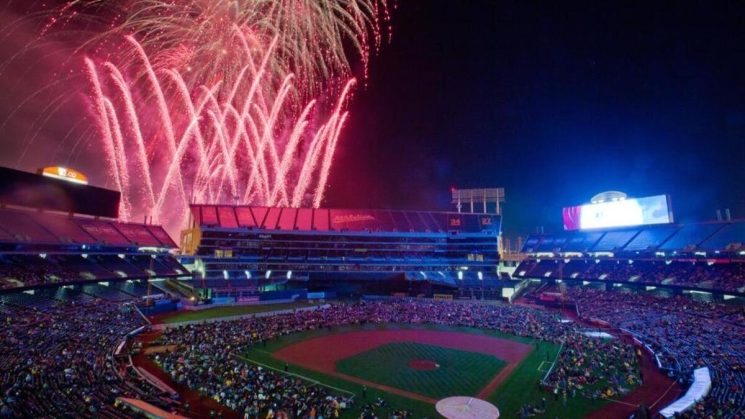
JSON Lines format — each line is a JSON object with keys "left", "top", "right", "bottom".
{"left": 1, "top": 0, "right": 390, "bottom": 237}
{"left": 46, "top": 0, "right": 390, "bottom": 108}
{"left": 86, "top": 34, "right": 355, "bottom": 230}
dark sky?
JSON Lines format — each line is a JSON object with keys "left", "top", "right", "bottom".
{"left": 325, "top": 1, "right": 745, "bottom": 239}
{"left": 2, "top": 1, "right": 745, "bottom": 240}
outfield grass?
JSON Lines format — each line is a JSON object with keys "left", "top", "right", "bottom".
{"left": 167, "top": 304, "right": 607, "bottom": 419}
{"left": 232, "top": 323, "right": 611, "bottom": 419}
{"left": 336, "top": 342, "right": 506, "bottom": 400}
{"left": 488, "top": 342, "right": 610, "bottom": 418}
{"left": 160, "top": 301, "right": 314, "bottom": 323}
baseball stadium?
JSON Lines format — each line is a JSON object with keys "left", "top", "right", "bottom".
{"left": 1, "top": 164, "right": 743, "bottom": 419}
{"left": 1, "top": 2, "right": 744, "bottom": 419}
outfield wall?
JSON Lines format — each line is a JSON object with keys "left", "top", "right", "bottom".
{"left": 151, "top": 304, "right": 329, "bottom": 330}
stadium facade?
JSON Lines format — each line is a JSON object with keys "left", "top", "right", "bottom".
{"left": 180, "top": 205, "right": 503, "bottom": 298}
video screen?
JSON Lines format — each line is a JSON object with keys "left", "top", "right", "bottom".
{"left": 563, "top": 195, "right": 672, "bottom": 230}
{"left": 0, "top": 167, "right": 120, "bottom": 218}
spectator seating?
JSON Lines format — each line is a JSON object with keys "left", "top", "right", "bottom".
{"left": 515, "top": 258, "right": 745, "bottom": 294}
{"left": 569, "top": 287, "right": 745, "bottom": 419}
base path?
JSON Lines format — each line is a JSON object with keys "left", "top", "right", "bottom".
{"left": 273, "top": 330, "right": 534, "bottom": 403}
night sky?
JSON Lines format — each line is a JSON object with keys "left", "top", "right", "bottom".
{"left": 325, "top": 1, "right": 745, "bottom": 239}
{"left": 2, "top": 1, "right": 745, "bottom": 241}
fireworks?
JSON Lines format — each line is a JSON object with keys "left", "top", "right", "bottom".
{"left": 5, "top": 0, "right": 390, "bottom": 236}
{"left": 86, "top": 36, "right": 355, "bottom": 230}
{"left": 48, "top": 0, "right": 390, "bottom": 107}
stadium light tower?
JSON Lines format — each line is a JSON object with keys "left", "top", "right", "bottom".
{"left": 451, "top": 188, "right": 505, "bottom": 215}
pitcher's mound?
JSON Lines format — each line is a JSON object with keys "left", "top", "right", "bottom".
{"left": 436, "top": 396, "right": 499, "bottom": 419}
{"left": 409, "top": 359, "right": 440, "bottom": 370}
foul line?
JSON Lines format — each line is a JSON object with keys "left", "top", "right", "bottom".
{"left": 650, "top": 381, "right": 679, "bottom": 408}
{"left": 537, "top": 361, "right": 552, "bottom": 372}
{"left": 232, "top": 353, "right": 355, "bottom": 397}
{"left": 602, "top": 398, "right": 639, "bottom": 407}
{"left": 247, "top": 347, "right": 274, "bottom": 356}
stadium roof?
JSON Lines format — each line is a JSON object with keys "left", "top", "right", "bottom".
{"left": 190, "top": 205, "right": 500, "bottom": 234}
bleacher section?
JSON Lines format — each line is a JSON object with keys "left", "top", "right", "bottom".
{"left": 535, "top": 234, "right": 569, "bottom": 253}
{"left": 564, "top": 232, "right": 603, "bottom": 252}
{"left": 0, "top": 253, "right": 188, "bottom": 291}
{"left": 0, "top": 289, "right": 174, "bottom": 418}
{"left": 34, "top": 214, "right": 98, "bottom": 244}
{"left": 518, "top": 257, "right": 745, "bottom": 293}
{"left": 699, "top": 222, "right": 745, "bottom": 251}
{"left": 0, "top": 211, "right": 59, "bottom": 243}
{"left": 659, "top": 223, "right": 726, "bottom": 251}
{"left": 517, "top": 220, "right": 745, "bottom": 295}
{"left": 189, "top": 205, "right": 499, "bottom": 233}
{"left": 522, "top": 220, "right": 745, "bottom": 255}
{"left": 0, "top": 208, "right": 188, "bottom": 292}
{"left": 0, "top": 207, "right": 175, "bottom": 247}
{"left": 590, "top": 230, "right": 639, "bottom": 252}
{"left": 623, "top": 225, "right": 680, "bottom": 251}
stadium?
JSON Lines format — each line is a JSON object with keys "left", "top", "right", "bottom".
{"left": 1, "top": 163, "right": 744, "bottom": 419}
{"left": 1, "top": 2, "right": 745, "bottom": 419}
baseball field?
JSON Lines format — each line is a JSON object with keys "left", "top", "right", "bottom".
{"left": 150, "top": 303, "right": 675, "bottom": 419}
{"left": 232, "top": 322, "right": 610, "bottom": 419}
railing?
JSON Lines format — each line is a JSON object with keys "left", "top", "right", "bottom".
{"left": 540, "top": 339, "right": 565, "bottom": 386}
{"left": 182, "top": 297, "right": 298, "bottom": 311}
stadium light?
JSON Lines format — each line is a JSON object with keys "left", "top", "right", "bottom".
{"left": 266, "top": 270, "right": 272, "bottom": 279}
{"left": 451, "top": 187, "right": 505, "bottom": 214}
{"left": 245, "top": 270, "right": 251, "bottom": 279}
{"left": 478, "top": 271, "right": 483, "bottom": 280}
{"left": 458, "top": 271, "right": 463, "bottom": 280}
{"left": 223, "top": 270, "right": 229, "bottom": 279}
{"left": 287, "top": 271, "right": 292, "bottom": 279}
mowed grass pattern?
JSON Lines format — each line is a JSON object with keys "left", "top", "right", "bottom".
{"left": 335, "top": 342, "right": 505, "bottom": 400}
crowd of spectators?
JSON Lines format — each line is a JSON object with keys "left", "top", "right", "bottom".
{"left": 0, "top": 254, "right": 185, "bottom": 290}
{"left": 543, "top": 334, "right": 641, "bottom": 400}
{"left": 2, "top": 293, "right": 602, "bottom": 419}
{"left": 3, "top": 284, "right": 741, "bottom": 419}
{"left": 0, "top": 295, "right": 162, "bottom": 418}
{"left": 568, "top": 287, "right": 745, "bottom": 419}
{"left": 517, "top": 258, "right": 745, "bottom": 293}
{"left": 0, "top": 255, "right": 75, "bottom": 289}
{"left": 152, "top": 299, "right": 631, "bottom": 418}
